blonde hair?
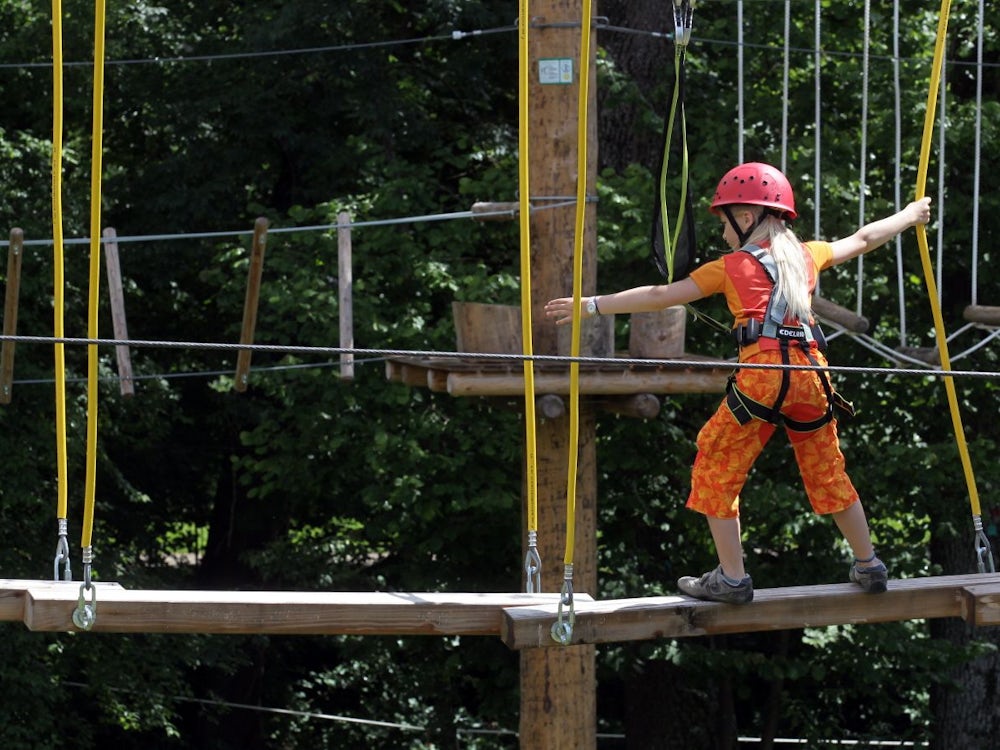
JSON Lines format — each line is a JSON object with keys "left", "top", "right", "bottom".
{"left": 742, "top": 210, "right": 812, "bottom": 323}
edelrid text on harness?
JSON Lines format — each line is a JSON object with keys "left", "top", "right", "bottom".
{"left": 726, "top": 246, "right": 855, "bottom": 431}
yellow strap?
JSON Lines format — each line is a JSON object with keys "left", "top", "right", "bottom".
{"left": 563, "top": 0, "right": 594, "bottom": 569}
{"left": 81, "top": 0, "right": 108, "bottom": 551}
{"left": 51, "top": 0, "right": 69, "bottom": 524}
{"left": 517, "top": 0, "right": 540, "bottom": 550}
{"left": 914, "top": 0, "right": 982, "bottom": 519}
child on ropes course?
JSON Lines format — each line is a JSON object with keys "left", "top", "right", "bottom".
{"left": 544, "top": 162, "right": 932, "bottom": 604}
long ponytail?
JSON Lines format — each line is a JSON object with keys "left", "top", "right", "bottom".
{"left": 744, "top": 213, "right": 812, "bottom": 323}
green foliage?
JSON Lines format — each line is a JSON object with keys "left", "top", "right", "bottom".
{"left": 0, "top": 0, "right": 998, "bottom": 748}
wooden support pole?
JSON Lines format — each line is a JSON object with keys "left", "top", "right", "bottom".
{"left": 234, "top": 217, "right": 268, "bottom": 392}
{"left": 337, "top": 211, "right": 354, "bottom": 380}
{"left": 101, "top": 228, "right": 135, "bottom": 397}
{"left": 447, "top": 367, "right": 730, "bottom": 397}
{"left": 501, "top": 572, "right": 1000, "bottom": 648}
{"left": 0, "top": 228, "right": 23, "bottom": 404}
{"left": 519, "top": 3, "right": 599, "bottom": 744}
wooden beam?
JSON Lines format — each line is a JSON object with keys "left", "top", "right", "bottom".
{"left": 102, "top": 228, "right": 135, "bottom": 397}
{"left": 813, "top": 295, "right": 869, "bottom": 333}
{"left": 0, "top": 579, "right": 123, "bottom": 621}
{"left": 595, "top": 393, "right": 661, "bottom": 419}
{"left": 500, "top": 573, "right": 1000, "bottom": 649}
{"left": 234, "top": 217, "right": 269, "bottom": 392}
{"left": 0, "top": 228, "right": 23, "bottom": 403}
{"left": 337, "top": 211, "right": 355, "bottom": 381}
{"left": 963, "top": 305, "right": 1000, "bottom": 326}
{"left": 447, "top": 367, "right": 730, "bottom": 397}
{"left": 0, "top": 581, "right": 590, "bottom": 636}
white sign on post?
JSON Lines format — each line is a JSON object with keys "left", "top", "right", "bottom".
{"left": 538, "top": 58, "right": 573, "bottom": 85}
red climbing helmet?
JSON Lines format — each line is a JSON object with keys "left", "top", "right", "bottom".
{"left": 710, "top": 162, "right": 798, "bottom": 221}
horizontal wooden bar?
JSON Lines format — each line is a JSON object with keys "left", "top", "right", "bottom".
{"left": 501, "top": 573, "right": 1000, "bottom": 649}
{"left": 0, "top": 579, "right": 123, "bottom": 621}
{"left": 963, "top": 305, "right": 1000, "bottom": 326}
{"left": 447, "top": 368, "right": 730, "bottom": 397}
{"left": 1, "top": 582, "right": 588, "bottom": 636}
{"left": 812, "top": 296, "right": 870, "bottom": 333}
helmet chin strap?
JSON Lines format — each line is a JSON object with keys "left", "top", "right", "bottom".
{"left": 722, "top": 206, "right": 779, "bottom": 246}
{"left": 721, "top": 205, "right": 758, "bottom": 246}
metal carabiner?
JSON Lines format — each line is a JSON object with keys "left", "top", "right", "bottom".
{"left": 973, "top": 516, "right": 996, "bottom": 573}
{"left": 72, "top": 552, "right": 97, "bottom": 631}
{"left": 550, "top": 569, "right": 575, "bottom": 646}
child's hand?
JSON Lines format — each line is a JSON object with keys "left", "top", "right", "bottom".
{"left": 907, "top": 196, "right": 932, "bottom": 227}
{"left": 544, "top": 297, "right": 584, "bottom": 325}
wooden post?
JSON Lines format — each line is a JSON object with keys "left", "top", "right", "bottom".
{"left": 102, "top": 228, "right": 135, "bottom": 397}
{"left": 337, "top": 211, "right": 354, "bottom": 381}
{"left": 234, "top": 217, "right": 268, "bottom": 392}
{"left": 520, "top": 2, "right": 599, "bottom": 748}
{"left": 0, "top": 228, "right": 23, "bottom": 404}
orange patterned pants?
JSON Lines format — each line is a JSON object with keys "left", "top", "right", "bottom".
{"left": 686, "top": 348, "right": 859, "bottom": 519}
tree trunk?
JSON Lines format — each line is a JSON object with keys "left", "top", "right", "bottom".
{"left": 928, "top": 522, "right": 1000, "bottom": 750}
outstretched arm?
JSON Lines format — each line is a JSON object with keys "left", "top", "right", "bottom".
{"left": 544, "top": 277, "right": 705, "bottom": 325}
{"left": 829, "top": 196, "right": 932, "bottom": 265}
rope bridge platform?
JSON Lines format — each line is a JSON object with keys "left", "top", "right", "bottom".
{"left": 501, "top": 573, "right": 1000, "bottom": 649}
{"left": 4, "top": 575, "right": 999, "bottom": 645}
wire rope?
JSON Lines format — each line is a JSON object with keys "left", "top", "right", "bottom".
{"left": 970, "top": 0, "right": 984, "bottom": 308}
{"left": 913, "top": 0, "right": 994, "bottom": 574}
{"left": 893, "top": 0, "right": 907, "bottom": 347}
{"left": 780, "top": 0, "right": 790, "bottom": 173}
{"left": 736, "top": 1, "right": 744, "bottom": 164}
{"left": 813, "top": 0, "right": 821, "bottom": 241}
{"left": 516, "top": 0, "right": 542, "bottom": 596}
{"left": 854, "top": 0, "right": 871, "bottom": 320}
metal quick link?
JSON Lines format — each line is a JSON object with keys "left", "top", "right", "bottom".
{"left": 550, "top": 564, "right": 576, "bottom": 645}
{"left": 53, "top": 518, "right": 72, "bottom": 582}
{"left": 524, "top": 530, "right": 542, "bottom": 594}
{"left": 72, "top": 547, "right": 97, "bottom": 631}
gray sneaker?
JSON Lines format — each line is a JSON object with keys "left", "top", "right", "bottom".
{"left": 849, "top": 561, "right": 888, "bottom": 593}
{"left": 678, "top": 565, "right": 753, "bottom": 604}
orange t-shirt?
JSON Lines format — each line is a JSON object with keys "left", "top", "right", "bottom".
{"left": 688, "top": 241, "right": 834, "bottom": 360}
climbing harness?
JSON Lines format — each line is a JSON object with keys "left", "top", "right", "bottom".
{"left": 725, "top": 246, "right": 854, "bottom": 432}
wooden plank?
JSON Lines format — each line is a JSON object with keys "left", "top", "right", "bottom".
{"left": 447, "top": 367, "right": 730, "bottom": 396}
{"left": 0, "top": 228, "right": 23, "bottom": 403}
{"left": 0, "top": 579, "right": 123, "bottom": 621}
{"left": 501, "top": 573, "right": 1000, "bottom": 649}
{"left": 102, "top": 228, "right": 135, "bottom": 396}
{"left": 963, "top": 305, "right": 1000, "bottom": 326}
{"left": 813, "top": 295, "right": 870, "bottom": 333}
{"left": 6, "top": 583, "right": 588, "bottom": 636}
{"left": 234, "top": 217, "right": 269, "bottom": 392}
{"left": 337, "top": 211, "right": 354, "bottom": 381}
{"left": 961, "top": 582, "right": 1000, "bottom": 626}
